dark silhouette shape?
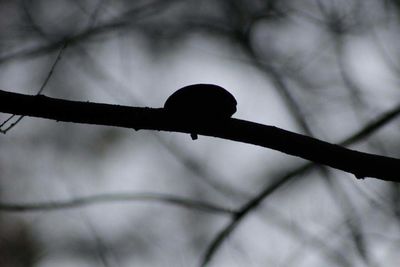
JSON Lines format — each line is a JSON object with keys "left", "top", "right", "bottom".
{"left": 164, "top": 84, "right": 237, "bottom": 139}
{"left": 1, "top": 89, "right": 400, "bottom": 182}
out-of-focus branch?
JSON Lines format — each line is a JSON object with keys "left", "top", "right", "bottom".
{"left": 0, "top": 0, "right": 177, "bottom": 64}
{"left": 1, "top": 89, "right": 399, "bottom": 182}
{"left": 0, "top": 192, "right": 234, "bottom": 215}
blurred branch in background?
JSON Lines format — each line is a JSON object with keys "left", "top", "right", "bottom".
{"left": 0, "top": 192, "right": 234, "bottom": 215}
{"left": 1, "top": 0, "right": 400, "bottom": 267}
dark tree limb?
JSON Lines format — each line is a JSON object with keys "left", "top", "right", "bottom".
{"left": 0, "top": 89, "right": 399, "bottom": 182}
{"left": 199, "top": 102, "right": 400, "bottom": 267}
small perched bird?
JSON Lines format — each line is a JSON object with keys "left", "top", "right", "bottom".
{"left": 164, "top": 84, "right": 237, "bottom": 140}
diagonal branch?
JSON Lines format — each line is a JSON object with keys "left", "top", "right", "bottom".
{"left": 0, "top": 41, "right": 68, "bottom": 133}
{"left": 0, "top": 89, "right": 399, "bottom": 182}
{"left": 199, "top": 103, "right": 400, "bottom": 266}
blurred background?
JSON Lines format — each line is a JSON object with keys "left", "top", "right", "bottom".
{"left": 0, "top": 0, "right": 399, "bottom": 266}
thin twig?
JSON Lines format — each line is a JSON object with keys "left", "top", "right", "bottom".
{"left": 0, "top": 192, "right": 235, "bottom": 215}
{"left": 37, "top": 42, "right": 68, "bottom": 95}
{"left": 0, "top": 42, "right": 68, "bottom": 133}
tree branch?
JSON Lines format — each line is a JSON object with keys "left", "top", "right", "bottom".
{"left": 199, "top": 102, "right": 400, "bottom": 266}
{"left": 0, "top": 192, "right": 234, "bottom": 215}
{"left": 1, "top": 89, "right": 399, "bottom": 182}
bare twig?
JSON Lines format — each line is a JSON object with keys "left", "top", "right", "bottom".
{"left": 0, "top": 192, "right": 235, "bottom": 215}
{"left": 0, "top": 42, "right": 68, "bottom": 133}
